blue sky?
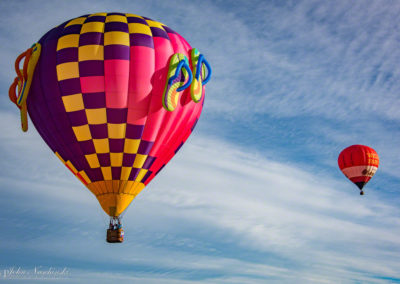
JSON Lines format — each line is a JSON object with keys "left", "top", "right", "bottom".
{"left": 1, "top": 0, "right": 400, "bottom": 283}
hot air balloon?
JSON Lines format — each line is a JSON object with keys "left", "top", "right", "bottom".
{"left": 9, "top": 12, "right": 211, "bottom": 242}
{"left": 338, "top": 145, "right": 379, "bottom": 195}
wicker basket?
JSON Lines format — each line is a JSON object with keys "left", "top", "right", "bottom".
{"left": 106, "top": 229, "right": 124, "bottom": 243}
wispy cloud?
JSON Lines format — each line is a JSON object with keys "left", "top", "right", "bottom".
{"left": 200, "top": 1, "right": 400, "bottom": 120}
{"left": 1, "top": 111, "right": 399, "bottom": 283}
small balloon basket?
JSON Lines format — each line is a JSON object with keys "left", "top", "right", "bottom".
{"left": 106, "top": 217, "right": 124, "bottom": 243}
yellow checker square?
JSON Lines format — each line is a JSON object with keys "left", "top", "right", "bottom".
{"left": 136, "top": 169, "right": 148, "bottom": 182}
{"left": 104, "top": 31, "right": 130, "bottom": 46}
{"left": 124, "top": 138, "right": 140, "bottom": 154}
{"left": 65, "top": 17, "right": 86, "bottom": 27}
{"left": 101, "top": 167, "right": 112, "bottom": 180}
{"left": 133, "top": 154, "right": 147, "bottom": 168}
{"left": 86, "top": 108, "right": 107, "bottom": 124}
{"left": 81, "top": 22, "right": 105, "bottom": 34}
{"left": 79, "top": 45, "right": 104, "bottom": 61}
{"left": 57, "top": 34, "right": 79, "bottom": 51}
{"left": 56, "top": 62, "right": 79, "bottom": 81}
{"left": 128, "top": 23, "right": 152, "bottom": 35}
{"left": 93, "top": 139, "right": 110, "bottom": 153}
{"left": 110, "top": 153, "right": 123, "bottom": 167}
{"left": 106, "top": 15, "right": 127, "bottom": 23}
{"left": 108, "top": 123, "right": 126, "bottom": 139}
{"left": 72, "top": 125, "right": 92, "bottom": 141}
{"left": 62, "top": 94, "right": 84, "bottom": 112}
{"left": 145, "top": 20, "right": 164, "bottom": 28}
{"left": 120, "top": 167, "right": 132, "bottom": 180}
{"left": 125, "top": 13, "right": 143, "bottom": 19}
{"left": 85, "top": 153, "right": 100, "bottom": 168}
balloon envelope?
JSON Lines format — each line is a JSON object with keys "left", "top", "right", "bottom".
{"left": 22, "top": 13, "right": 208, "bottom": 217}
{"left": 338, "top": 145, "right": 379, "bottom": 193}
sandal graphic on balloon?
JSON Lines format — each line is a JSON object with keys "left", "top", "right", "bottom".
{"left": 9, "top": 43, "right": 41, "bottom": 132}
{"left": 162, "top": 53, "right": 193, "bottom": 112}
{"left": 189, "top": 48, "right": 212, "bottom": 103}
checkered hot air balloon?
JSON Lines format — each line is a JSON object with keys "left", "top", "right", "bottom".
{"left": 338, "top": 145, "right": 379, "bottom": 195}
{"left": 9, "top": 12, "right": 211, "bottom": 242}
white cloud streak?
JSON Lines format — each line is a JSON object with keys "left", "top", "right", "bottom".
{"left": 1, "top": 107, "right": 399, "bottom": 283}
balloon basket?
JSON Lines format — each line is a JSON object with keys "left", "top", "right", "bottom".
{"left": 106, "top": 216, "right": 124, "bottom": 243}
{"left": 106, "top": 228, "right": 124, "bottom": 243}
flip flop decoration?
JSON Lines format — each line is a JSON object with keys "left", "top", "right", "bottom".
{"left": 162, "top": 49, "right": 211, "bottom": 111}
{"left": 9, "top": 43, "right": 41, "bottom": 132}
{"left": 190, "top": 48, "right": 211, "bottom": 103}
{"left": 162, "top": 53, "right": 193, "bottom": 112}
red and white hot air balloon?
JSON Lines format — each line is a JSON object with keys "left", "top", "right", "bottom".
{"left": 338, "top": 145, "right": 379, "bottom": 195}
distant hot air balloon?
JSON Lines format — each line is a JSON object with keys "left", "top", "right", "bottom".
{"left": 338, "top": 145, "right": 379, "bottom": 195}
{"left": 9, "top": 12, "right": 211, "bottom": 242}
